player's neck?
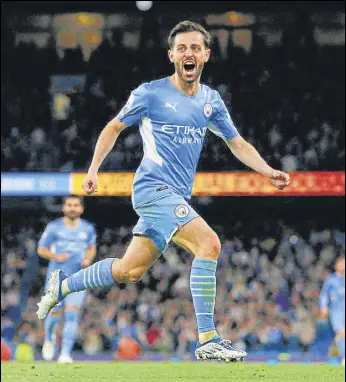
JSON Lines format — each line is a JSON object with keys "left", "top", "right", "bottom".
{"left": 170, "top": 74, "right": 200, "bottom": 96}
{"left": 63, "top": 216, "right": 80, "bottom": 227}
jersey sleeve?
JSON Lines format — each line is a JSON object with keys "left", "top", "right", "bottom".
{"left": 319, "top": 277, "right": 331, "bottom": 309}
{"left": 87, "top": 224, "right": 97, "bottom": 247}
{"left": 38, "top": 222, "right": 56, "bottom": 249}
{"left": 116, "top": 83, "right": 150, "bottom": 126}
{"left": 207, "top": 91, "right": 239, "bottom": 139}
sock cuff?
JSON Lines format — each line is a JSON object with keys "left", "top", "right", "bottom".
{"left": 192, "top": 258, "right": 217, "bottom": 272}
{"left": 66, "top": 257, "right": 116, "bottom": 293}
{"left": 100, "top": 257, "right": 117, "bottom": 285}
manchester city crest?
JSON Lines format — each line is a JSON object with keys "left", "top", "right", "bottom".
{"left": 175, "top": 204, "right": 190, "bottom": 218}
{"left": 204, "top": 103, "right": 213, "bottom": 118}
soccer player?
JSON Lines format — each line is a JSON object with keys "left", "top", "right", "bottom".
{"left": 320, "top": 257, "right": 345, "bottom": 365}
{"left": 37, "top": 196, "right": 96, "bottom": 363}
{"left": 37, "top": 21, "right": 290, "bottom": 362}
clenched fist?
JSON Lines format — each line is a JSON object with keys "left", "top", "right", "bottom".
{"left": 82, "top": 172, "right": 98, "bottom": 195}
{"left": 81, "top": 258, "right": 92, "bottom": 268}
{"left": 268, "top": 170, "right": 290, "bottom": 190}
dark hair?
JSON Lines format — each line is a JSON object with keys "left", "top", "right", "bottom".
{"left": 168, "top": 20, "right": 212, "bottom": 49}
{"left": 64, "top": 195, "right": 84, "bottom": 205}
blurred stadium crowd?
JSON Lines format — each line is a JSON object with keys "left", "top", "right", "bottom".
{"left": 1, "top": 209, "right": 345, "bottom": 356}
{"left": 1, "top": 21, "right": 344, "bottom": 173}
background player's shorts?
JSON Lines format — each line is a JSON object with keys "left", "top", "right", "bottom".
{"left": 133, "top": 191, "right": 199, "bottom": 252}
{"left": 330, "top": 312, "right": 345, "bottom": 333}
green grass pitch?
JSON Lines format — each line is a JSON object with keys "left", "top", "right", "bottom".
{"left": 1, "top": 361, "right": 344, "bottom": 382}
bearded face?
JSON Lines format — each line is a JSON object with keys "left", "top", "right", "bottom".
{"left": 169, "top": 31, "right": 210, "bottom": 84}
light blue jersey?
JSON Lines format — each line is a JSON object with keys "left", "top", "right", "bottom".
{"left": 38, "top": 218, "right": 96, "bottom": 285}
{"left": 320, "top": 273, "right": 345, "bottom": 332}
{"left": 116, "top": 77, "right": 239, "bottom": 208}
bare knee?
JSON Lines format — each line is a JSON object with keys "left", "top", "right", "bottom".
{"left": 112, "top": 260, "right": 146, "bottom": 283}
{"left": 195, "top": 232, "right": 221, "bottom": 260}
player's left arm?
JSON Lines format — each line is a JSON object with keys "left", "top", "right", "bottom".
{"left": 81, "top": 225, "right": 97, "bottom": 268}
{"left": 208, "top": 92, "right": 290, "bottom": 190}
{"left": 225, "top": 136, "right": 290, "bottom": 190}
{"left": 82, "top": 246, "right": 96, "bottom": 268}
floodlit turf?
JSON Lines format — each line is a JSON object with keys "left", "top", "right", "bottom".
{"left": 1, "top": 361, "right": 344, "bottom": 382}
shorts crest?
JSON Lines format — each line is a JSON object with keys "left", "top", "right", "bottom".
{"left": 174, "top": 204, "right": 190, "bottom": 218}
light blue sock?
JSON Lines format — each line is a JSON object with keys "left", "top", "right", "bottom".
{"left": 336, "top": 336, "right": 345, "bottom": 359}
{"left": 44, "top": 309, "right": 61, "bottom": 341}
{"left": 65, "top": 258, "right": 116, "bottom": 294}
{"left": 190, "top": 259, "right": 218, "bottom": 335}
{"left": 61, "top": 310, "right": 79, "bottom": 355}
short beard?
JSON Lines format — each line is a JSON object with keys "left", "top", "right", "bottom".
{"left": 175, "top": 63, "right": 204, "bottom": 84}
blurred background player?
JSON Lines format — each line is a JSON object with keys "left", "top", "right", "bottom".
{"left": 37, "top": 20, "right": 289, "bottom": 363}
{"left": 37, "top": 196, "right": 96, "bottom": 363}
{"left": 320, "top": 257, "right": 345, "bottom": 365}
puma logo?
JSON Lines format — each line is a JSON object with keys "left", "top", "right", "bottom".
{"left": 165, "top": 102, "right": 177, "bottom": 112}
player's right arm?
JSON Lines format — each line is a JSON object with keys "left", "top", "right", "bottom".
{"left": 83, "top": 118, "right": 127, "bottom": 194}
{"left": 319, "top": 277, "right": 331, "bottom": 319}
{"left": 37, "top": 223, "right": 68, "bottom": 262}
{"left": 83, "top": 83, "right": 149, "bottom": 195}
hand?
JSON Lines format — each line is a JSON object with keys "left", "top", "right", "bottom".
{"left": 55, "top": 253, "right": 69, "bottom": 262}
{"left": 320, "top": 308, "right": 329, "bottom": 319}
{"left": 82, "top": 171, "right": 98, "bottom": 195}
{"left": 268, "top": 170, "right": 290, "bottom": 190}
{"left": 81, "top": 259, "right": 92, "bottom": 268}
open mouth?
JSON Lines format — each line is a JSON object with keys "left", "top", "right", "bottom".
{"left": 183, "top": 62, "right": 196, "bottom": 74}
